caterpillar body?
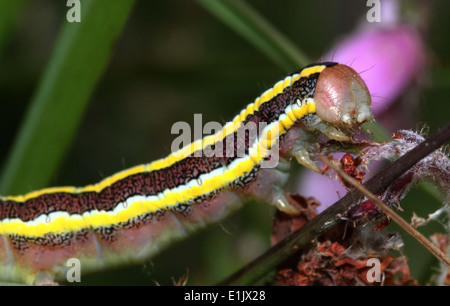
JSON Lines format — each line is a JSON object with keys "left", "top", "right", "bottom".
{"left": 0, "top": 62, "right": 372, "bottom": 284}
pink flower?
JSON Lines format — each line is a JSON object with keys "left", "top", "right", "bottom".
{"left": 322, "top": 25, "right": 425, "bottom": 116}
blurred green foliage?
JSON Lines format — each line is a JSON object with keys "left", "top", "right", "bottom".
{"left": 0, "top": 0, "right": 448, "bottom": 285}
{"left": 0, "top": 0, "right": 136, "bottom": 195}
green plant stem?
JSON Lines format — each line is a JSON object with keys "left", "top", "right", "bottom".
{"left": 195, "top": 0, "right": 310, "bottom": 71}
{"left": 0, "top": 0, "right": 136, "bottom": 195}
{"left": 0, "top": 0, "right": 27, "bottom": 59}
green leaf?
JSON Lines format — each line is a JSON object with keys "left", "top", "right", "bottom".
{"left": 196, "top": 0, "right": 310, "bottom": 71}
{"left": 0, "top": 0, "right": 27, "bottom": 59}
{"left": 0, "top": 0, "right": 136, "bottom": 195}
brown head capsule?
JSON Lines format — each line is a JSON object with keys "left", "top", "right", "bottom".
{"left": 314, "top": 64, "right": 372, "bottom": 125}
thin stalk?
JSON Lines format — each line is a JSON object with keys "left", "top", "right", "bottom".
{"left": 0, "top": 0, "right": 27, "bottom": 58}
{"left": 0, "top": 0, "right": 136, "bottom": 195}
{"left": 218, "top": 122, "right": 450, "bottom": 285}
{"left": 195, "top": 0, "right": 310, "bottom": 70}
{"left": 319, "top": 155, "right": 450, "bottom": 268}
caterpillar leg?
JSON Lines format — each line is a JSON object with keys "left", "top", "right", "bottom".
{"left": 34, "top": 270, "right": 58, "bottom": 286}
{"left": 290, "top": 133, "right": 322, "bottom": 174}
{"left": 239, "top": 156, "right": 301, "bottom": 214}
{"left": 313, "top": 121, "right": 352, "bottom": 142}
{"left": 283, "top": 116, "right": 356, "bottom": 174}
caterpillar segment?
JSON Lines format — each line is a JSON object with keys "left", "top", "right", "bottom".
{"left": 0, "top": 62, "right": 372, "bottom": 284}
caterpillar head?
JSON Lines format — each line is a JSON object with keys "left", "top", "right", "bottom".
{"left": 314, "top": 64, "right": 372, "bottom": 126}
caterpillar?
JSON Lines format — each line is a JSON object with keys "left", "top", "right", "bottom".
{"left": 0, "top": 62, "right": 372, "bottom": 285}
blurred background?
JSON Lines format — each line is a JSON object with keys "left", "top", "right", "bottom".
{"left": 0, "top": 0, "right": 448, "bottom": 285}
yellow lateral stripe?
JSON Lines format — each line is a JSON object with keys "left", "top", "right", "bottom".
{"left": 272, "top": 80, "right": 284, "bottom": 96}
{"left": 2, "top": 67, "right": 322, "bottom": 204}
{"left": 202, "top": 121, "right": 235, "bottom": 148}
{"left": 159, "top": 70, "right": 301, "bottom": 167}
{"left": 291, "top": 73, "right": 300, "bottom": 84}
{"left": 0, "top": 156, "right": 260, "bottom": 237}
{"left": 95, "top": 165, "right": 147, "bottom": 191}
{"left": 3, "top": 165, "right": 148, "bottom": 202}
{"left": 0, "top": 101, "right": 317, "bottom": 238}
{"left": 239, "top": 107, "right": 247, "bottom": 122}
{"left": 280, "top": 114, "right": 295, "bottom": 130}
{"left": 282, "top": 76, "right": 292, "bottom": 93}
{"left": 245, "top": 103, "right": 254, "bottom": 117}
{"left": 299, "top": 65, "right": 326, "bottom": 78}
{"left": 307, "top": 100, "right": 316, "bottom": 113}
{"left": 2, "top": 187, "right": 76, "bottom": 203}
